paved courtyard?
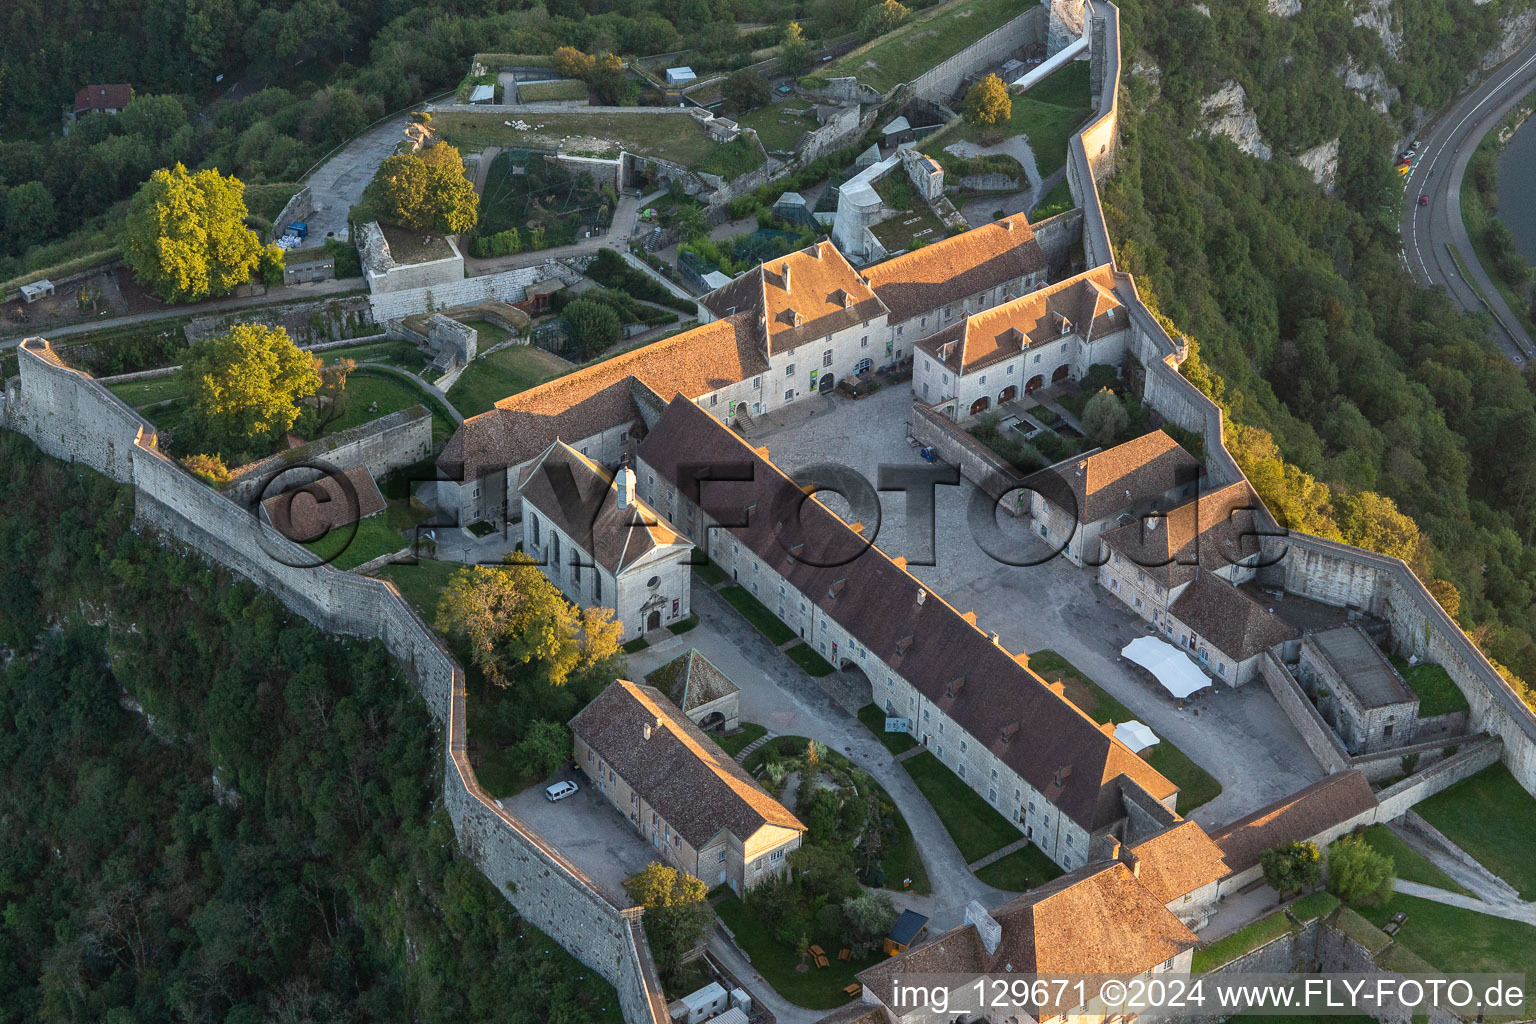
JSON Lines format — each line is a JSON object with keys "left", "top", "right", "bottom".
{"left": 745, "top": 386, "right": 1326, "bottom": 829}
{"left": 502, "top": 772, "right": 656, "bottom": 905}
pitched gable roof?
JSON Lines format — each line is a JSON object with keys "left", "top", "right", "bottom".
{"left": 438, "top": 313, "right": 767, "bottom": 482}
{"left": 1169, "top": 573, "right": 1300, "bottom": 662}
{"left": 1041, "top": 429, "right": 1201, "bottom": 524}
{"left": 518, "top": 441, "right": 685, "bottom": 573}
{"left": 860, "top": 862, "right": 1197, "bottom": 1012}
{"left": 701, "top": 240, "right": 886, "bottom": 355}
{"left": 1209, "top": 770, "right": 1377, "bottom": 875}
{"left": 864, "top": 212, "right": 1048, "bottom": 325}
{"left": 915, "top": 265, "right": 1125, "bottom": 375}
{"left": 650, "top": 648, "right": 740, "bottom": 713}
{"left": 1100, "top": 481, "right": 1265, "bottom": 590}
{"left": 74, "top": 83, "right": 132, "bottom": 112}
{"left": 636, "top": 395, "right": 1178, "bottom": 831}
{"left": 1128, "top": 820, "right": 1230, "bottom": 904}
{"left": 569, "top": 680, "right": 804, "bottom": 848}
{"left": 260, "top": 466, "right": 386, "bottom": 542}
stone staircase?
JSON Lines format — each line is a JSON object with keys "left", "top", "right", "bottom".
{"left": 734, "top": 732, "right": 776, "bottom": 764}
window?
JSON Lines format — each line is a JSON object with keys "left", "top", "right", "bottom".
{"left": 531, "top": 513, "right": 541, "bottom": 546}
{"left": 552, "top": 534, "right": 561, "bottom": 562}
{"left": 823, "top": 349, "right": 833, "bottom": 367}
{"left": 862, "top": 320, "right": 870, "bottom": 327}
{"left": 718, "top": 849, "right": 726, "bottom": 862}
{"left": 937, "top": 745, "right": 944, "bottom": 758}
{"left": 631, "top": 792, "right": 637, "bottom": 806}
{"left": 1218, "top": 662, "right": 1227, "bottom": 678}
{"left": 647, "top": 575, "right": 660, "bottom": 589}
{"left": 980, "top": 375, "right": 986, "bottom": 385}
{"left": 1008, "top": 364, "right": 1015, "bottom": 374}
{"left": 472, "top": 487, "right": 481, "bottom": 499}
{"left": 960, "top": 739, "right": 967, "bottom": 752}
{"left": 587, "top": 750, "right": 594, "bottom": 764}
{"left": 958, "top": 763, "right": 967, "bottom": 779}
{"left": 897, "top": 325, "right": 904, "bottom": 335}
{"left": 620, "top": 430, "right": 629, "bottom": 442}
{"left": 709, "top": 393, "right": 718, "bottom": 406}
{"left": 1034, "top": 353, "right": 1042, "bottom": 363}
{"left": 785, "top": 363, "right": 795, "bottom": 377}
{"left": 861, "top": 336, "right": 869, "bottom": 347}
{"left": 990, "top": 768, "right": 998, "bottom": 780}
{"left": 571, "top": 565, "right": 580, "bottom": 587}
{"left": 989, "top": 787, "right": 998, "bottom": 803}
{"left": 753, "top": 376, "right": 762, "bottom": 389}
{"left": 922, "top": 709, "right": 930, "bottom": 721}
{"left": 770, "top": 849, "right": 785, "bottom": 862}
{"left": 938, "top": 720, "right": 944, "bottom": 733}
{"left": 1066, "top": 834, "right": 1074, "bottom": 846}
{"left": 674, "top": 835, "right": 681, "bottom": 848}
{"left": 785, "top": 389, "right": 794, "bottom": 402}
{"left": 593, "top": 572, "right": 601, "bottom": 601}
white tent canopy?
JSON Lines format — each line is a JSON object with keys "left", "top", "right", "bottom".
{"left": 1114, "top": 720, "right": 1160, "bottom": 752}
{"left": 1121, "top": 636, "right": 1210, "bottom": 699}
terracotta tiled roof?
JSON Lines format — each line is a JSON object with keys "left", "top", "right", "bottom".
{"left": 1100, "top": 481, "right": 1265, "bottom": 590}
{"left": 650, "top": 648, "right": 739, "bottom": 713}
{"left": 74, "top": 83, "right": 131, "bottom": 112}
{"left": 569, "top": 680, "right": 804, "bottom": 849}
{"left": 260, "top": 466, "right": 386, "bottom": 542}
{"left": 701, "top": 240, "right": 886, "bottom": 355}
{"left": 636, "top": 396, "right": 1177, "bottom": 831}
{"left": 1128, "top": 820, "right": 1229, "bottom": 904}
{"left": 438, "top": 314, "right": 767, "bottom": 482}
{"left": 1169, "top": 573, "right": 1300, "bottom": 662}
{"left": 914, "top": 265, "right": 1124, "bottom": 375}
{"left": 860, "top": 862, "right": 1197, "bottom": 1012}
{"left": 864, "top": 212, "right": 1047, "bottom": 325}
{"left": 1040, "top": 429, "right": 1201, "bottom": 524}
{"left": 518, "top": 442, "right": 685, "bottom": 574}
{"left": 1209, "top": 770, "right": 1377, "bottom": 875}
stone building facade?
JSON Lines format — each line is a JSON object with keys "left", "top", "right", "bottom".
{"left": 1298, "top": 626, "right": 1421, "bottom": 754}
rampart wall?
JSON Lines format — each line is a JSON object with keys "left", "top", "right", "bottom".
{"left": 221, "top": 407, "right": 434, "bottom": 508}
{"left": 367, "top": 264, "right": 550, "bottom": 323}
{"left": 907, "top": 6, "right": 1048, "bottom": 103}
{"left": 3, "top": 340, "right": 669, "bottom": 1024}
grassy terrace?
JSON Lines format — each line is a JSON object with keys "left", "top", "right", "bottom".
{"left": 434, "top": 110, "right": 723, "bottom": 165}
{"left": 1355, "top": 893, "right": 1536, "bottom": 978}
{"left": 374, "top": 557, "right": 464, "bottom": 622}
{"left": 719, "top": 585, "right": 796, "bottom": 644}
{"left": 974, "top": 842, "right": 1064, "bottom": 892}
{"left": 1032, "top": 177, "right": 1076, "bottom": 219}
{"left": 316, "top": 339, "right": 429, "bottom": 374}
{"left": 858, "top": 702, "right": 918, "bottom": 754}
{"left": 1029, "top": 650, "right": 1223, "bottom": 813}
{"left": 329, "top": 368, "right": 458, "bottom": 443}
{"left": 1414, "top": 763, "right": 1536, "bottom": 898}
{"left": 870, "top": 776, "right": 932, "bottom": 895}
{"left": 713, "top": 722, "right": 766, "bottom": 757}
{"left": 1357, "top": 823, "right": 1468, "bottom": 894}
{"left": 695, "top": 136, "right": 767, "bottom": 181}
{"left": 815, "top": 0, "right": 1023, "bottom": 96}
{"left": 516, "top": 79, "right": 588, "bottom": 102}
{"left": 925, "top": 60, "right": 1093, "bottom": 178}
{"left": 902, "top": 750, "right": 1020, "bottom": 862}
{"left": 870, "top": 205, "right": 948, "bottom": 253}
{"left": 108, "top": 374, "right": 186, "bottom": 407}
{"left": 448, "top": 345, "right": 573, "bottom": 417}
{"left": 736, "top": 104, "right": 820, "bottom": 153}
{"left": 304, "top": 494, "right": 428, "bottom": 571}
{"left": 715, "top": 895, "right": 885, "bottom": 1009}
{"left": 1192, "top": 910, "right": 1292, "bottom": 972}
{"left": 1387, "top": 653, "right": 1470, "bottom": 717}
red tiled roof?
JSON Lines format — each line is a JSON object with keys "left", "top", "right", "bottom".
{"left": 864, "top": 212, "right": 1047, "bottom": 325}
{"left": 701, "top": 240, "right": 885, "bottom": 355}
{"left": 74, "top": 84, "right": 131, "bottom": 112}
{"left": 1210, "top": 770, "right": 1377, "bottom": 875}
{"left": 1128, "top": 820, "right": 1229, "bottom": 904}
{"left": 260, "top": 466, "right": 386, "bottom": 542}
{"left": 1040, "top": 429, "right": 1201, "bottom": 524}
{"left": 1168, "top": 573, "right": 1300, "bottom": 662}
{"left": 636, "top": 395, "right": 1178, "bottom": 831}
{"left": 1099, "top": 481, "right": 1265, "bottom": 590}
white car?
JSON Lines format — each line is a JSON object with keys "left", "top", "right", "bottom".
{"left": 545, "top": 780, "right": 579, "bottom": 802}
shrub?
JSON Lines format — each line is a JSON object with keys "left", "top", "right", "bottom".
{"left": 1327, "top": 833, "right": 1395, "bottom": 905}
{"left": 179, "top": 453, "right": 231, "bottom": 486}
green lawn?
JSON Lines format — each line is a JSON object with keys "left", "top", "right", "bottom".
{"left": 435, "top": 110, "right": 722, "bottom": 165}
{"left": 714, "top": 722, "right": 767, "bottom": 757}
{"left": 621, "top": 636, "right": 650, "bottom": 653}
{"left": 858, "top": 703, "right": 918, "bottom": 754}
{"left": 736, "top": 105, "right": 820, "bottom": 153}
{"left": 108, "top": 374, "right": 187, "bottom": 407}
{"left": 816, "top": 0, "right": 1023, "bottom": 96}
{"left": 328, "top": 368, "right": 457, "bottom": 443}
{"left": 975, "top": 842, "right": 1064, "bottom": 892}
{"left": 668, "top": 613, "right": 700, "bottom": 635}
{"left": 375, "top": 558, "right": 465, "bottom": 623}
{"left": 902, "top": 751, "right": 1020, "bottom": 863}
{"left": 925, "top": 61, "right": 1092, "bottom": 178}
{"left": 715, "top": 895, "right": 886, "bottom": 1009}
{"left": 448, "top": 345, "right": 573, "bottom": 417}
{"left": 1032, "top": 177, "right": 1076, "bottom": 219}
{"left": 695, "top": 136, "right": 766, "bottom": 181}
{"left": 303, "top": 492, "right": 431, "bottom": 571}
{"left": 1358, "top": 824, "right": 1468, "bottom": 895}
{"left": 1414, "top": 764, "right": 1536, "bottom": 898}
{"left": 786, "top": 642, "right": 835, "bottom": 676}
{"left": 744, "top": 734, "right": 811, "bottom": 775}
{"left": 316, "top": 339, "right": 429, "bottom": 374}
{"left": 691, "top": 550, "right": 730, "bottom": 586}
{"left": 1354, "top": 892, "right": 1536, "bottom": 977}
{"left": 719, "top": 585, "right": 796, "bottom": 645}
{"left": 1030, "top": 650, "right": 1223, "bottom": 813}
{"left": 867, "top": 777, "right": 932, "bottom": 896}
{"left": 1288, "top": 889, "right": 1340, "bottom": 923}
{"left": 516, "top": 79, "right": 588, "bottom": 102}
{"left": 1387, "top": 653, "right": 1470, "bottom": 717}
{"left": 459, "top": 317, "right": 516, "bottom": 349}
{"left": 1192, "top": 910, "right": 1293, "bottom": 972}
{"left": 870, "top": 205, "right": 949, "bottom": 253}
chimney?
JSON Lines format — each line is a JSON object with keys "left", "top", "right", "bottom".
{"left": 781, "top": 261, "right": 791, "bottom": 291}
{"left": 965, "top": 900, "right": 1003, "bottom": 956}
{"left": 1002, "top": 218, "right": 1014, "bottom": 231}
{"left": 616, "top": 465, "right": 635, "bottom": 510}
{"left": 1107, "top": 837, "right": 1122, "bottom": 862}
{"left": 1122, "top": 848, "right": 1141, "bottom": 878}
{"left": 916, "top": 588, "right": 927, "bottom": 605}
{"left": 643, "top": 723, "right": 652, "bottom": 740}
{"left": 990, "top": 631, "right": 1001, "bottom": 645}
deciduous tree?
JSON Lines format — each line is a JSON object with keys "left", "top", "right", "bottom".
{"left": 1327, "top": 834, "right": 1394, "bottom": 905}
{"left": 121, "top": 164, "right": 264, "bottom": 303}
{"left": 563, "top": 299, "right": 623, "bottom": 357}
{"left": 723, "top": 69, "right": 771, "bottom": 113}
{"left": 1260, "top": 841, "right": 1322, "bottom": 898}
{"left": 860, "top": 0, "right": 910, "bottom": 39}
{"left": 1082, "top": 388, "right": 1130, "bottom": 446}
{"left": 963, "top": 73, "right": 1012, "bottom": 127}
{"left": 624, "top": 863, "right": 711, "bottom": 986}
{"left": 180, "top": 323, "right": 321, "bottom": 457}
{"left": 372, "top": 148, "right": 478, "bottom": 234}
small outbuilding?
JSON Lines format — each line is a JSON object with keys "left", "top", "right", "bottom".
{"left": 1298, "top": 625, "right": 1420, "bottom": 754}
{"left": 468, "top": 83, "right": 495, "bottom": 104}
{"left": 665, "top": 66, "right": 698, "bottom": 86}
{"left": 19, "top": 280, "right": 55, "bottom": 303}
{"left": 883, "top": 909, "right": 929, "bottom": 956}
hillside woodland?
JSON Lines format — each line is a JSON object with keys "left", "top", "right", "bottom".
{"left": 0, "top": 433, "right": 621, "bottom": 1024}
{"left": 1104, "top": 0, "right": 1536, "bottom": 707}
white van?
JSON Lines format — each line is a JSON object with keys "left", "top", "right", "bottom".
{"left": 544, "top": 780, "right": 579, "bottom": 802}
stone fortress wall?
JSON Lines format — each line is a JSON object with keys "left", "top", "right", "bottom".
{"left": 1064, "top": 0, "right": 1536, "bottom": 794}
{"left": 0, "top": 339, "right": 671, "bottom": 1024}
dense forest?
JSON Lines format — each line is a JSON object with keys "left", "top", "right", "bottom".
{"left": 0, "top": 432, "right": 621, "bottom": 1024}
{"left": 1104, "top": 0, "right": 1536, "bottom": 705}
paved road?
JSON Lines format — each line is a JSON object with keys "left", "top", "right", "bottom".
{"left": 304, "top": 114, "right": 415, "bottom": 243}
{"left": 1402, "top": 34, "right": 1536, "bottom": 365}
{"left": 0, "top": 277, "right": 368, "bottom": 350}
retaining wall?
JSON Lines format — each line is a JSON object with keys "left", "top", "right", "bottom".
{"left": 5, "top": 339, "right": 669, "bottom": 1024}
{"left": 221, "top": 406, "right": 434, "bottom": 508}
{"left": 1259, "top": 652, "right": 1350, "bottom": 772}
{"left": 907, "top": 6, "right": 1049, "bottom": 102}
{"left": 273, "top": 185, "right": 315, "bottom": 240}
{"left": 909, "top": 402, "right": 1027, "bottom": 513}
{"left": 367, "top": 264, "right": 551, "bottom": 323}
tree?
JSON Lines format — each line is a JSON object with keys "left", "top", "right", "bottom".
{"left": 624, "top": 863, "right": 711, "bottom": 986}
{"left": 589, "top": 52, "right": 629, "bottom": 106}
{"left": 554, "top": 45, "right": 595, "bottom": 80}
{"left": 179, "top": 453, "right": 231, "bottom": 486}
{"left": 258, "top": 242, "right": 286, "bottom": 288}
{"left": 859, "top": 0, "right": 911, "bottom": 39}
{"left": 563, "top": 299, "right": 623, "bottom": 357}
{"left": 312, "top": 357, "right": 356, "bottom": 433}
{"left": 518, "top": 720, "right": 571, "bottom": 779}
{"left": 841, "top": 891, "right": 898, "bottom": 957}
{"left": 1327, "top": 834, "right": 1395, "bottom": 905}
{"left": 121, "top": 164, "right": 265, "bottom": 303}
{"left": 963, "top": 73, "right": 1012, "bottom": 127}
{"left": 180, "top": 323, "right": 321, "bottom": 457}
{"left": 678, "top": 204, "right": 708, "bottom": 242}
{"left": 1260, "top": 841, "right": 1322, "bottom": 898}
{"left": 372, "top": 149, "right": 479, "bottom": 234}
{"left": 782, "top": 21, "right": 811, "bottom": 72}
{"left": 4, "top": 181, "right": 56, "bottom": 244}
{"left": 1082, "top": 388, "right": 1130, "bottom": 446}
{"left": 434, "top": 553, "right": 623, "bottom": 688}
{"left": 723, "top": 69, "right": 771, "bottom": 113}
